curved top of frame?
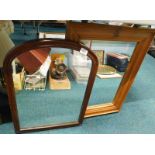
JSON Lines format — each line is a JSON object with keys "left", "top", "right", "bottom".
{"left": 3, "top": 38, "right": 99, "bottom": 133}
{"left": 3, "top": 38, "right": 98, "bottom": 73}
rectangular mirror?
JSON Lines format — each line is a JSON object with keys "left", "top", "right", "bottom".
{"left": 66, "top": 22, "right": 155, "bottom": 118}
{"left": 81, "top": 40, "right": 136, "bottom": 107}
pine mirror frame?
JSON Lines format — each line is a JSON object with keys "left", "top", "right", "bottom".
{"left": 65, "top": 22, "right": 155, "bottom": 118}
{"left": 3, "top": 39, "right": 98, "bottom": 133}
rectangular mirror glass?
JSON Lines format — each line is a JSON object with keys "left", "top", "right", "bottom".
{"left": 81, "top": 40, "right": 136, "bottom": 106}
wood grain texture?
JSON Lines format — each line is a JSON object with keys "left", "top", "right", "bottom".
{"left": 85, "top": 103, "right": 119, "bottom": 118}
{"left": 66, "top": 22, "right": 155, "bottom": 118}
{"left": 3, "top": 39, "right": 98, "bottom": 133}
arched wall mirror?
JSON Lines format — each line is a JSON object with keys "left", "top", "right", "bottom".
{"left": 66, "top": 22, "right": 155, "bottom": 118}
{"left": 3, "top": 39, "right": 98, "bottom": 133}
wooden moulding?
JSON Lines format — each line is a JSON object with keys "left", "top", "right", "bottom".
{"left": 85, "top": 103, "right": 119, "bottom": 118}
{"left": 66, "top": 22, "right": 155, "bottom": 118}
{"left": 3, "top": 39, "right": 98, "bottom": 133}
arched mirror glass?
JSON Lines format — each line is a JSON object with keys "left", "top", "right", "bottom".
{"left": 4, "top": 40, "right": 98, "bottom": 133}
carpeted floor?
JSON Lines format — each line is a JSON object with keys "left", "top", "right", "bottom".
{"left": 0, "top": 22, "right": 155, "bottom": 134}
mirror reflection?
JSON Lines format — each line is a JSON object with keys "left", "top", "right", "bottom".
{"left": 12, "top": 47, "right": 91, "bottom": 128}
{"left": 81, "top": 40, "right": 136, "bottom": 106}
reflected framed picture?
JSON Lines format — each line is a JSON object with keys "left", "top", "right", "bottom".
{"left": 93, "top": 50, "right": 104, "bottom": 65}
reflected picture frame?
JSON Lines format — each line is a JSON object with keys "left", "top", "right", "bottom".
{"left": 65, "top": 22, "right": 155, "bottom": 118}
{"left": 3, "top": 39, "right": 98, "bottom": 133}
{"left": 93, "top": 50, "right": 104, "bottom": 65}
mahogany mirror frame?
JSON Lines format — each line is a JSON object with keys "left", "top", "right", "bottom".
{"left": 3, "top": 39, "right": 98, "bottom": 133}
{"left": 66, "top": 22, "right": 155, "bottom": 118}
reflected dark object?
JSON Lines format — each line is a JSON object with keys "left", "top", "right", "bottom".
{"left": 15, "top": 63, "right": 23, "bottom": 73}
{"left": 0, "top": 68, "right": 6, "bottom": 87}
{"left": 51, "top": 63, "right": 67, "bottom": 80}
{"left": 106, "top": 52, "right": 129, "bottom": 72}
{"left": 0, "top": 87, "right": 12, "bottom": 123}
{"left": 148, "top": 47, "right": 155, "bottom": 58}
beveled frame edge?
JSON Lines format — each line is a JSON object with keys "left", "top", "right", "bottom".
{"left": 66, "top": 22, "right": 155, "bottom": 118}
{"left": 85, "top": 103, "right": 119, "bottom": 118}
{"left": 3, "top": 39, "right": 98, "bottom": 133}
